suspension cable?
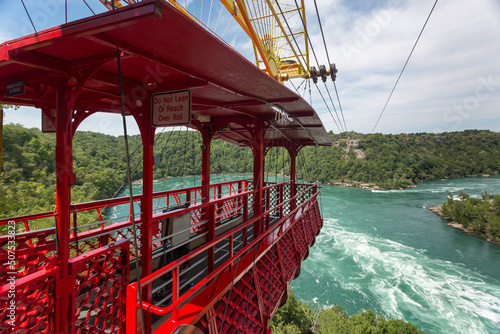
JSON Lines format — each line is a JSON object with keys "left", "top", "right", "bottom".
{"left": 314, "top": 84, "right": 342, "bottom": 133}
{"left": 20, "top": 0, "right": 37, "bottom": 34}
{"left": 287, "top": 0, "right": 344, "bottom": 132}
{"left": 313, "top": 0, "right": 347, "bottom": 131}
{"left": 116, "top": 49, "right": 145, "bottom": 334}
{"left": 84, "top": 143, "right": 142, "bottom": 202}
{"left": 82, "top": 0, "right": 96, "bottom": 15}
{"left": 372, "top": 0, "right": 439, "bottom": 133}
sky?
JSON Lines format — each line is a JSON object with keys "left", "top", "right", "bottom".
{"left": 1, "top": 0, "right": 499, "bottom": 135}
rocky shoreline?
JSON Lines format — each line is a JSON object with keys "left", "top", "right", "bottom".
{"left": 330, "top": 174, "right": 497, "bottom": 191}
{"left": 329, "top": 181, "right": 416, "bottom": 191}
{"left": 428, "top": 204, "right": 500, "bottom": 246}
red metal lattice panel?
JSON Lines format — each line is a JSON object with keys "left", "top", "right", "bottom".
{"left": 0, "top": 230, "right": 57, "bottom": 285}
{"left": 295, "top": 184, "right": 308, "bottom": 207}
{"left": 0, "top": 268, "right": 58, "bottom": 334}
{"left": 70, "top": 237, "right": 101, "bottom": 258}
{"left": 302, "top": 212, "right": 315, "bottom": 245}
{"left": 282, "top": 185, "right": 291, "bottom": 217}
{"left": 70, "top": 241, "right": 129, "bottom": 334}
{"left": 292, "top": 219, "right": 308, "bottom": 259}
{"left": 197, "top": 270, "right": 264, "bottom": 334}
{"left": 256, "top": 245, "right": 284, "bottom": 318}
{"left": 312, "top": 201, "right": 322, "bottom": 234}
{"left": 267, "top": 186, "right": 282, "bottom": 218}
{"left": 278, "top": 231, "right": 298, "bottom": 281}
{"left": 191, "top": 207, "right": 206, "bottom": 234}
{"left": 216, "top": 197, "right": 241, "bottom": 225}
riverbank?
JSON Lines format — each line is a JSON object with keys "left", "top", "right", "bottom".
{"left": 428, "top": 204, "right": 500, "bottom": 246}
{"left": 330, "top": 174, "right": 497, "bottom": 191}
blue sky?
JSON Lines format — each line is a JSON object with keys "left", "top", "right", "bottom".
{"left": 1, "top": 0, "right": 500, "bottom": 135}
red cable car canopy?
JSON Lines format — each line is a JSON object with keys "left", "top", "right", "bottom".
{"left": 0, "top": 0, "right": 331, "bottom": 148}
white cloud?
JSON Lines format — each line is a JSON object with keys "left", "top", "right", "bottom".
{"left": 2, "top": 0, "right": 500, "bottom": 135}
{"left": 299, "top": 0, "right": 500, "bottom": 133}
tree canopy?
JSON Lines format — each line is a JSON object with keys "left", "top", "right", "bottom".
{"left": 440, "top": 191, "right": 500, "bottom": 244}
{"left": 271, "top": 290, "right": 424, "bottom": 334}
{"left": 1, "top": 124, "right": 499, "bottom": 222}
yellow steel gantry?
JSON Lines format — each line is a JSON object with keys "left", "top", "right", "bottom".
{"left": 220, "top": 0, "right": 309, "bottom": 81}
{"left": 98, "top": 0, "right": 310, "bottom": 81}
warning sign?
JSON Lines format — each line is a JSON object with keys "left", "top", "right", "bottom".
{"left": 6, "top": 79, "right": 24, "bottom": 97}
{"left": 42, "top": 109, "right": 56, "bottom": 133}
{"left": 152, "top": 90, "right": 191, "bottom": 127}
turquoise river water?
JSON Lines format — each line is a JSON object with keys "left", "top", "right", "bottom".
{"left": 116, "top": 175, "right": 500, "bottom": 333}
{"left": 292, "top": 176, "right": 500, "bottom": 334}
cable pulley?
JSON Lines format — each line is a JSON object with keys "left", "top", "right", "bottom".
{"left": 309, "top": 65, "right": 338, "bottom": 83}
{"left": 330, "top": 64, "right": 338, "bottom": 81}
{"left": 319, "top": 65, "right": 327, "bottom": 82}
{"left": 310, "top": 66, "right": 318, "bottom": 84}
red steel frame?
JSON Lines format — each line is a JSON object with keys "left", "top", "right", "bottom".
{"left": 0, "top": 178, "right": 321, "bottom": 333}
{"left": 0, "top": 1, "right": 331, "bottom": 333}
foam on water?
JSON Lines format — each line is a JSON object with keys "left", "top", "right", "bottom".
{"left": 294, "top": 219, "right": 500, "bottom": 334}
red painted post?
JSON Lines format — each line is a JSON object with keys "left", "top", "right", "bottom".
{"left": 201, "top": 127, "right": 214, "bottom": 272}
{"left": 278, "top": 184, "right": 284, "bottom": 219}
{"left": 126, "top": 284, "right": 138, "bottom": 334}
{"left": 54, "top": 75, "right": 74, "bottom": 334}
{"left": 172, "top": 266, "right": 180, "bottom": 320}
{"left": 243, "top": 194, "right": 249, "bottom": 247}
{"left": 288, "top": 147, "right": 297, "bottom": 211}
{"left": 229, "top": 234, "right": 234, "bottom": 270}
{"left": 265, "top": 187, "right": 270, "bottom": 231}
{"left": 140, "top": 121, "right": 155, "bottom": 333}
{"left": 216, "top": 184, "right": 222, "bottom": 225}
{"left": 208, "top": 203, "right": 216, "bottom": 273}
{"left": 252, "top": 121, "right": 265, "bottom": 239}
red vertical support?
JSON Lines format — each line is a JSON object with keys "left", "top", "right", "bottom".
{"left": 243, "top": 194, "right": 249, "bottom": 247}
{"left": 252, "top": 121, "right": 265, "bottom": 239}
{"left": 278, "top": 184, "right": 284, "bottom": 219}
{"left": 54, "top": 75, "right": 74, "bottom": 334}
{"left": 140, "top": 120, "right": 155, "bottom": 333}
{"left": 201, "top": 127, "right": 214, "bottom": 272}
{"left": 288, "top": 147, "right": 297, "bottom": 211}
{"left": 265, "top": 187, "right": 270, "bottom": 230}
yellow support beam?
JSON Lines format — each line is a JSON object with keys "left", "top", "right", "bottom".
{"left": 219, "top": 0, "right": 253, "bottom": 41}
{"left": 301, "top": 0, "right": 309, "bottom": 72}
{"left": 263, "top": 0, "right": 307, "bottom": 78}
{"left": 233, "top": 0, "right": 273, "bottom": 76}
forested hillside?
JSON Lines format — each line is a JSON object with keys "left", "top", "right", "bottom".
{"left": 300, "top": 130, "right": 499, "bottom": 189}
{"left": 1, "top": 124, "right": 499, "bottom": 220}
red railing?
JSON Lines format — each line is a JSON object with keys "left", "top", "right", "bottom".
{"left": 125, "top": 183, "right": 321, "bottom": 333}
{"left": 0, "top": 179, "right": 252, "bottom": 284}
{"left": 0, "top": 180, "right": 321, "bottom": 334}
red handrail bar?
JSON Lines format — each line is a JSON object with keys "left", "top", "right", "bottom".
{"left": 0, "top": 179, "right": 255, "bottom": 238}
{"left": 0, "top": 179, "right": 253, "bottom": 225}
{"left": 0, "top": 181, "right": 303, "bottom": 253}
